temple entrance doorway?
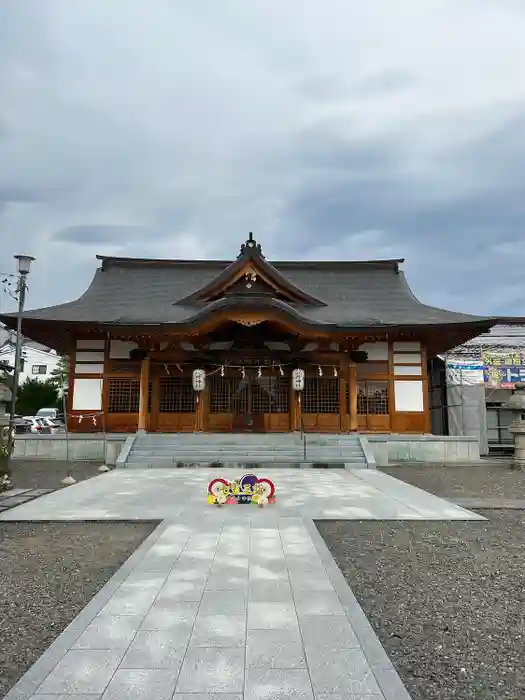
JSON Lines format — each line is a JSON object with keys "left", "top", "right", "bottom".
{"left": 208, "top": 369, "right": 290, "bottom": 432}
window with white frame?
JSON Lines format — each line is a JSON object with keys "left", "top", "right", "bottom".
{"left": 32, "top": 364, "right": 47, "bottom": 375}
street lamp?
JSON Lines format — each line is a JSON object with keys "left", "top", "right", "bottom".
{"left": 9, "top": 255, "right": 35, "bottom": 424}
{"left": 15, "top": 255, "right": 35, "bottom": 276}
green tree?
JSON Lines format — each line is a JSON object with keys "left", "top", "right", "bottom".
{"left": 49, "top": 355, "right": 69, "bottom": 390}
{"left": 15, "top": 378, "right": 59, "bottom": 416}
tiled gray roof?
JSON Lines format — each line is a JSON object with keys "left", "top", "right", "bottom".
{"left": 0, "top": 257, "right": 495, "bottom": 329}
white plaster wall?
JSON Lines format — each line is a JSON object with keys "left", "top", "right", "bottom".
{"left": 75, "top": 351, "right": 105, "bottom": 362}
{"left": 393, "top": 352, "right": 422, "bottom": 364}
{"left": 72, "top": 378, "right": 103, "bottom": 410}
{"left": 393, "top": 365, "right": 422, "bottom": 376}
{"left": 394, "top": 380, "right": 424, "bottom": 412}
{"left": 392, "top": 341, "right": 421, "bottom": 351}
{"left": 75, "top": 363, "right": 104, "bottom": 375}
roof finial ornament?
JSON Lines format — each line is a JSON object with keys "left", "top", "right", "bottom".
{"left": 239, "top": 232, "right": 264, "bottom": 258}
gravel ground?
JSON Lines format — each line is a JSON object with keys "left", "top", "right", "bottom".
{"left": 8, "top": 459, "right": 105, "bottom": 491}
{"left": 318, "top": 512, "right": 525, "bottom": 700}
{"left": 382, "top": 463, "right": 525, "bottom": 500}
{"left": 0, "top": 520, "right": 157, "bottom": 698}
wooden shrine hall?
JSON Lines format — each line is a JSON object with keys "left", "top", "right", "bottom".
{"left": 0, "top": 234, "right": 498, "bottom": 434}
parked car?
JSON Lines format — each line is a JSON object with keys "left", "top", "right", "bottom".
{"left": 39, "top": 417, "right": 60, "bottom": 434}
{"left": 12, "top": 416, "right": 32, "bottom": 434}
{"left": 23, "top": 416, "right": 52, "bottom": 434}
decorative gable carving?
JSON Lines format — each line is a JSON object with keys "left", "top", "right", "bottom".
{"left": 176, "top": 233, "right": 325, "bottom": 307}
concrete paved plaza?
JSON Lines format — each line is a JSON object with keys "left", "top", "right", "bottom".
{"left": 3, "top": 468, "right": 484, "bottom": 700}
{"left": 0, "top": 467, "right": 484, "bottom": 521}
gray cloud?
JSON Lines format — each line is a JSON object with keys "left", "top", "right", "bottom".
{"left": 0, "top": 0, "right": 524, "bottom": 317}
{"left": 352, "top": 71, "right": 417, "bottom": 97}
{"left": 53, "top": 225, "right": 153, "bottom": 245}
{"left": 0, "top": 186, "right": 41, "bottom": 203}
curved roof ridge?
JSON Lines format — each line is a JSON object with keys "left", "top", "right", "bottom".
{"left": 176, "top": 251, "right": 326, "bottom": 307}
{"left": 3, "top": 268, "right": 104, "bottom": 319}
{"left": 96, "top": 254, "right": 405, "bottom": 269}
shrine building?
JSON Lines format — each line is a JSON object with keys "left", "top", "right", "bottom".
{"left": 0, "top": 234, "right": 498, "bottom": 435}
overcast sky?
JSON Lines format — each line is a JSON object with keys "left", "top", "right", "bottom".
{"left": 1, "top": 0, "right": 524, "bottom": 316}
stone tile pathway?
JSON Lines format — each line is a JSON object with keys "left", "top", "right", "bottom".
{"left": 3, "top": 468, "right": 485, "bottom": 700}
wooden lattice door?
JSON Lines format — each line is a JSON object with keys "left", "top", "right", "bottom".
{"left": 208, "top": 372, "right": 290, "bottom": 432}
{"left": 231, "top": 375, "right": 265, "bottom": 432}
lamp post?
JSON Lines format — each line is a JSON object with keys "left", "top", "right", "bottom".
{"left": 9, "top": 255, "right": 35, "bottom": 425}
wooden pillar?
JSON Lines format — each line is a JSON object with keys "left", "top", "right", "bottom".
{"left": 150, "top": 374, "right": 160, "bottom": 433}
{"left": 67, "top": 341, "right": 76, "bottom": 431}
{"left": 194, "top": 391, "right": 205, "bottom": 432}
{"left": 421, "top": 344, "right": 431, "bottom": 433}
{"left": 349, "top": 363, "right": 358, "bottom": 431}
{"left": 137, "top": 355, "right": 150, "bottom": 432}
{"left": 290, "top": 380, "right": 301, "bottom": 431}
{"left": 201, "top": 384, "right": 210, "bottom": 432}
{"left": 339, "top": 356, "right": 349, "bottom": 432}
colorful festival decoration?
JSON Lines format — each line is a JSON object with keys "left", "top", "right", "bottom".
{"left": 207, "top": 474, "right": 276, "bottom": 507}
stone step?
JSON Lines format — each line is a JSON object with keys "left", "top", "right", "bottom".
{"left": 128, "top": 452, "right": 364, "bottom": 462}
{"left": 135, "top": 438, "right": 360, "bottom": 447}
{"left": 131, "top": 448, "right": 362, "bottom": 459}
{"left": 127, "top": 445, "right": 366, "bottom": 453}
{"left": 135, "top": 435, "right": 361, "bottom": 441}
{"left": 126, "top": 432, "right": 367, "bottom": 467}
{"left": 134, "top": 442, "right": 362, "bottom": 450}
{"left": 130, "top": 445, "right": 364, "bottom": 453}
{"left": 135, "top": 434, "right": 361, "bottom": 442}
{"left": 124, "top": 459, "right": 362, "bottom": 468}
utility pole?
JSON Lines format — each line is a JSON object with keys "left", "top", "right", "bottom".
{"left": 9, "top": 255, "right": 35, "bottom": 426}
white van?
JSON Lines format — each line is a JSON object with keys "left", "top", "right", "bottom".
{"left": 36, "top": 407, "right": 59, "bottom": 420}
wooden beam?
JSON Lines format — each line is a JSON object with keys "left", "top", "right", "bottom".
{"left": 137, "top": 355, "right": 150, "bottom": 431}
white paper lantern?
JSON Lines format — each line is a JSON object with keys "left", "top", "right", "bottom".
{"left": 291, "top": 368, "right": 305, "bottom": 391}
{"left": 192, "top": 368, "right": 206, "bottom": 392}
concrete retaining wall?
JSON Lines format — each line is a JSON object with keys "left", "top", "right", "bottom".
{"left": 13, "top": 432, "right": 481, "bottom": 467}
{"left": 365, "top": 434, "right": 480, "bottom": 466}
{"left": 13, "top": 434, "right": 127, "bottom": 464}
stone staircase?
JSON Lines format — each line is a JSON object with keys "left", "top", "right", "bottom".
{"left": 123, "top": 432, "right": 369, "bottom": 468}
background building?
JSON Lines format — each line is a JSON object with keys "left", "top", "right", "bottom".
{"left": 0, "top": 325, "right": 61, "bottom": 387}
{"left": 429, "top": 323, "right": 525, "bottom": 453}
